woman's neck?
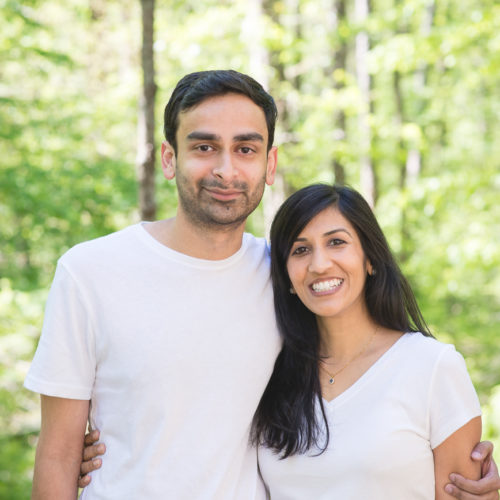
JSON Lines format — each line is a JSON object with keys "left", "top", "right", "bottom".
{"left": 317, "top": 311, "right": 378, "bottom": 363}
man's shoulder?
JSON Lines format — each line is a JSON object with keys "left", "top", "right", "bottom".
{"left": 242, "top": 232, "right": 271, "bottom": 264}
{"left": 242, "top": 232, "right": 270, "bottom": 252}
{"left": 59, "top": 223, "right": 141, "bottom": 268}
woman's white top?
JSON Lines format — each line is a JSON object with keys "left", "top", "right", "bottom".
{"left": 258, "top": 332, "right": 481, "bottom": 499}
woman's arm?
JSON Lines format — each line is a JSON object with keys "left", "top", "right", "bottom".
{"left": 434, "top": 416, "right": 482, "bottom": 500}
{"left": 446, "top": 441, "right": 500, "bottom": 500}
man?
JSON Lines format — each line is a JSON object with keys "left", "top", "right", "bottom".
{"left": 26, "top": 70, "right": 499, "bottom": 499}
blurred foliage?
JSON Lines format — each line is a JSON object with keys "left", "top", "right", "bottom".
{"left": 0, "top": 281, "right": 43, "bottom": 499}
{"left": 1, "top": 0, "right": 499, "bottom": 496}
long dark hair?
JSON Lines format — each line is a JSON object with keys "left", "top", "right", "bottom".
{"left": 251, "top": 184, "right": 431, "bottom": 458}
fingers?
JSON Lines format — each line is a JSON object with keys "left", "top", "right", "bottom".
{"left": 84, "top": 429, "right": 101, "bottom": 446}
{"left": 78, "top": 473, "right": 92, "bottom": 489}
{"left": 445, "top": 482, "right": 499, "bottom": 500}
{"left": 445, "top": 473, "right": 500, "bottom": 500}
{"left": 471, "top": 441, "right": 494, "bottom": 462}
{"left": 481, "top": 455, "right": 499, "bottom": 481}
{"left": 491, "top": 460, "right": 500, "bottom": 477}
{"left": 79, "top": 430, "right": 105, "bottom": 490}
{"left": 81, "top": 456, "right": 103, "bottom": 475}
{"left": 79, "top": 454, "right": 103, "bottom": 489}
{"left": 80, "top": 441, "right": 105, "bottom": 483}
{"left": 82, "top": 442, "right": 106, "bottom": 462}
{"left": 449, "top": 474, "right": 490, "bottom": 495}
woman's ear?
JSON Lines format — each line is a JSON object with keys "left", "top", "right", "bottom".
{"left": 367, "top": 261, "right": 375, "bottom": 276}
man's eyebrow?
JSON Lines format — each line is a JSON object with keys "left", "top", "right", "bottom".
{"left": 185, "top": 132, "right": 264, "bottom": 143}
{"left": 294, "top": 228, "right": 352, "bottom": 242}
{"left": 186, "top": 131, "right": 220, "bottom": 141}
{"left": 233, "top": 133, "right": 264, "bottom": 143}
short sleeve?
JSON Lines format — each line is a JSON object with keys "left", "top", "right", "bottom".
{"left": 428, "top": 345, "right": 481, "bottom": 449}
{"left": 24, "top": 261, "right": 96, "bottom": 399}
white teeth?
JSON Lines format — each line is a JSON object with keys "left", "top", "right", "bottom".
{"left": 312, "top": 279, "right": 343, "bottom": 292}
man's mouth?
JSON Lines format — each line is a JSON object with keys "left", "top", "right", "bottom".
{"left": 204, "top": 187, "right": 243, "bottom": 201}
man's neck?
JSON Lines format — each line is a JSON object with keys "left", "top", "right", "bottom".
{"left": 144, "top": 215, "right": 247, "bottom": 260}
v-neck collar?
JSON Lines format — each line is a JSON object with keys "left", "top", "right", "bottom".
{"left": 321, "top": 332, "right": 414, "bottom": 407}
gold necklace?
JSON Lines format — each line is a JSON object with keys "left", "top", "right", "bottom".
{"left": 319, "top": 326, "right": 379, "bottom": 385}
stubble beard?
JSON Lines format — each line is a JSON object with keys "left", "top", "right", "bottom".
{"left": 176, "top": 172, "right": 266, "bottom": 232}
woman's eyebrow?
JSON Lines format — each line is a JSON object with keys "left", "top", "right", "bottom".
{"left": 294, "top": 228, "right": 352, "bottom": 242}
{"left": 323, "top": 228, "right": 352, "bottom": 238}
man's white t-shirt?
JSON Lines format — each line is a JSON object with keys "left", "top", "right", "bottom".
{"left": 25, "top": 223, "right": 281, "bottom": 499}
{"left": 258, "top": 332, "right": 481, "bottom": 500}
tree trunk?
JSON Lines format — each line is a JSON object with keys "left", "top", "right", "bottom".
{"left": 394, "top": 0, "right": 434, "bottom": 260}
{"left": 245, "top": 0, "right": 287, "bottom": 238}
{"left": 355, "top": 0, "right": 376, "bottom": 207}
{"left": 393, "top": 68, "right": 412, "bottom": 261}
{"left": 393, "top": 69, "right": 406, "bottom": 188}
{"left": 331, "top": 0, "right": 347, "bottom": 185}
{"left": 137, "top": 0, "right": 156, "bottom": 221}
{"left": 408, "top": 0, "right": 435, "bottom": 181}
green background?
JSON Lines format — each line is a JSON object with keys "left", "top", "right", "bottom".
{"left": 1, "top": 0, "right": 499, "bottom": 497}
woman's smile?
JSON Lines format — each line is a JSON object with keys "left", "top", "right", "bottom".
{"left": 287, "top": 206, "right": 370, "bottom": 320}
{"left": 309, "top": 277, "right": 344, "bottom": 294}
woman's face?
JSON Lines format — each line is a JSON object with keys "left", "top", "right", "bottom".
{"left": 286, "top": 206, "right": 372, "bottom": 321}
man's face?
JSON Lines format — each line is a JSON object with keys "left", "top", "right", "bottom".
{"left": 162, "top": 93, "right": 277, "bottom": 230}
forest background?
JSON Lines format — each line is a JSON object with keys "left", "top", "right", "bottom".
{"left": 1, "top": 0, "right": 499, "bottom": 497}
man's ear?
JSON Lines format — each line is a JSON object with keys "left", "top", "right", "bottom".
{"left": 265, "top": 146, "right": 278, "bottom": 186}
{"left": 161, "top": 141, "right": 176, "bottom": 180}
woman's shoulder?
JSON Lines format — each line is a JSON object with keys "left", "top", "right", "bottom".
{"left": 391, "top": 332, "right": 475, "bottom": 404}
{"left": 399, "top": 331, "right": 462, "bottom": 366}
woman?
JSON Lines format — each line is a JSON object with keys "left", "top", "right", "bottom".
{"left": 253, "top": 183, "right": 482, "bottom": 499}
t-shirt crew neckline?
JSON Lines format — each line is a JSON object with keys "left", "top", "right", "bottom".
{"left": 136, "top": 221, "right": 252, "bottom": 269}
{"left": 322, "top": 332, "right": 413, "bottom": 408}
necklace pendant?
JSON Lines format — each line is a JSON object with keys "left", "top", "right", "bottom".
{"left": 329, "top": 377, "right": 334, "bottom": 384}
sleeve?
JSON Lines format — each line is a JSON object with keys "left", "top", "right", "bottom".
{"left": 24, "top": 261, "right": 96, "bottom": 399}
{"left": 428, "top": 344, "right": 481, "bottom": 449}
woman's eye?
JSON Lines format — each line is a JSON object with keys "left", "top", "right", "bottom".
{"left": 291, "top": 246, "right": 308, "bottom": 256}
{"left": 328, "top": 238, "right": 345, "bottom": 246}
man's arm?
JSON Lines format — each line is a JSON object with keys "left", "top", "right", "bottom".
{"left": 446, "top": 441, "right": 500, "bottom": 500}
{"left": 32, "top": 395, "right": 89, "bottom": 500}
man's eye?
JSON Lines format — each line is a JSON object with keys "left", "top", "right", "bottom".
{"left": 239, "top": 146, "right": 255, "bottom": 154}
{"left": 197, "top": 145, "right": 213, "bottom": 152}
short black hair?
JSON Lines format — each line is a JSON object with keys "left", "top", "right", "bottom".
{"left": 163, "top": 70, "right": 278, "bottom": 153}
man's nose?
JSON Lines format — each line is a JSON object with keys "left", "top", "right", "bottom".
{"left": 212, "top": 152, "right": 236, "bottom": 180}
